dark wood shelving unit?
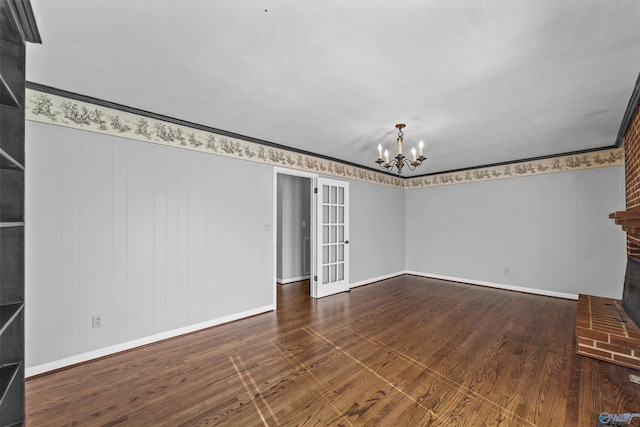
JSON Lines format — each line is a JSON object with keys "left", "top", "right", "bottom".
{"left": 0, "top": 304, "right": 22, "bottom": 336}
{"left": 0, "top": 364, "right": 20, "bottom": 401}
{"left": 0, "top": 75, "right": 19, "bottom": 109}
{"left": 0, "top": 1, "right": 40, "bottom": 425}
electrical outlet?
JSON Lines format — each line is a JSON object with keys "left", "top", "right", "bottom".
{"left": 92, "top": 314, "right": 103, "bottom": 328}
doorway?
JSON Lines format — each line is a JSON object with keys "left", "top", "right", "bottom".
{"left": 274, "top": 168, "right": 316, "bottom": 305}
{"left": 273, "top": 168, "right": 350, "bottom": 303}
{"left": 276, "top": 174, "right": 313, "bottom": 285}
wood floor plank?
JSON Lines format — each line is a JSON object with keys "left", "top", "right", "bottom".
{"left": 26, "top": 276, "right": 640, "bottom": 426}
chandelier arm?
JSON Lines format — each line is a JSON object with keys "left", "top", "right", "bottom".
{"left": 405, "top": 158, "right": 418, "bottom": 171}
{"left": 375, "top": 156, "right": 427, "bottom": 175}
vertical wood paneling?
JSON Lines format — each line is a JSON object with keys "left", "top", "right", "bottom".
{"left": 349, "top": 180, "right": 405, "bottom": 284}
{"left": 164, "top": 148, "right": 180, "bottom": 330}
{"left": 186, "top": 151, "right": 208, "bottom": 324}
{"left": 575, "top": 170, "right": 589, "bottom": 293}
{"left": 26, "top": 123, "right": 276, "bottom": 369}
{"left": 58, "top": 128, "right": 81, "bottom": 358}
{"left": 549, "top": 173, "right": 565, "bottom": 291}
{"left": 489, "top": 179, "right": 505, "bottom": 284}
{"left": 176, "top": 150, "right": 190, "bottom": 327}
{"left": 205, "top": 157, "right": 219, "bottom": 317}
{"left": 503, "top": 178, "right": 517, "bottom": 286}
{"left": 461, "top": 181, "right": 499, "bottom": 278}
{"left": 215, "top": 157, "right": 272, "bottom": 313}
{"left": 77, "top": 132, "right": 113, "bottom": 352}
{"left": 251, "top": 164, "right": 273, "bottom": 305}
{"left": 405, "top": 184, "right": 441, "bottom": 272}
{"left": 505, "top": 176, "right": 542, "bottom": 289}
{"left": 539, "top": 174, "right": 554, "bottom": 292}
{"left": 24, "top": 122, "right": 63, "bottom": 367}
{"left": 111, "top": 138, "right": 128, "bottom": 344}
{"left": 126, "top": 142, "right": 155, "bottom": 340}
{"left": 584, "top": 167, "right": 626, "bottom": 297}
{"left": 559, "top": 172, "right": 579, "bottom": 293}
{"left": 215, "top": 158, "right": 238, "bottom": 316}
{"left": 405, "top": 166, "right": 625, "bottom": 298}
{"left": 153, "top": 146, "right": 168, "bottom": 332}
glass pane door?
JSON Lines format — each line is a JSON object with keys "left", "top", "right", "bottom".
{"left": 314, "top": 178, "right": 349, "bottom": 298}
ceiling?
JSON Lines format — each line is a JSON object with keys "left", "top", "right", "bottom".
{"left": 25, "top": 0, "right": 640, "bottom": 176}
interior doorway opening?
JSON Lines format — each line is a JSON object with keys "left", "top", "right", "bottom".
{"left": 276, "top": 174, "right": 313, "bottom": 285}
{"left": 274, "top": 168, "right": 317, "bottom": 304}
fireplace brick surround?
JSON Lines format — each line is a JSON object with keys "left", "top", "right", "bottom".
{"left": 580, "top": 82, "right": 640, "bottom": 369}
{"left": 622, "top": 95, "right": 640, "bottom": 255}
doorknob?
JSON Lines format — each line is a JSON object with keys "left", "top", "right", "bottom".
{"left": 345, "top": 240, "right": 350, "bottom": 244}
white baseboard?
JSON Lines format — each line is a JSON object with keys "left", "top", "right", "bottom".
{"left": 349, "top": 271, "right": 407, "bottom": 289}
{"left": 406, "top": 271, "right": 578, "bottom": 300}
{"left": 26, "top": 274, "right": 576, "bottom": 377}
{"left": 26, "top": 304, "right": 275, "bottom": 378}
{"left": 277, "top": 275, "right": 310, "bottom": 284}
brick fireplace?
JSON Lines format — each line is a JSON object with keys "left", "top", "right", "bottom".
{"left": 578, "top": 76, "right": 640, "bottom": 369}
{"left": 576, "top": 294, "right": 640, "bottom": 369}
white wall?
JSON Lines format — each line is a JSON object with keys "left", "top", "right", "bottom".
{"left": 24, "top": 117, "right": 627, "bottom": 373}
{"left": 348, "top": 179, "right": 405, "bottom": 286}
{"left": 405, "top": 166, "right": 626, "bottom": 299}
{"left": 24, "top": 121, "right": 406, "bottom": 373}
{"left": 25, "top": 122, "right": 274, "bottom": 369}
{"left": 277, "top": 174, "right": 311, "bottom": 282}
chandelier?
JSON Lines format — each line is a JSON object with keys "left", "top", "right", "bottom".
{"left": 375, "top": 124, "right": 426, "bottom": 175}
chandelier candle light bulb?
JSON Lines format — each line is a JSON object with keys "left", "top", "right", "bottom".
{"left": 375, "top": 123, "right": 427, "bottom": 175}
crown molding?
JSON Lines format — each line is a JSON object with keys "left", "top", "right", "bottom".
{"left": 25, "top": 85, "right": 623, "bottom": 190}
{"left": 616, "top": 71, "right": 640, "bottom": 147}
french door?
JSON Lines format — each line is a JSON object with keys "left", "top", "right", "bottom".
{"left": 312, "top": 177, "right": 349, "bottom": 298}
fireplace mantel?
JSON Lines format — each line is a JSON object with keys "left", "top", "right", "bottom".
{"left": 609, "top": 210, "right": 640, "bottom": 238}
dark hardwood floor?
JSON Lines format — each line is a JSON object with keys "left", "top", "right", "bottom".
{"left": 26, "top": 275, "right": 639, "bottom": 426}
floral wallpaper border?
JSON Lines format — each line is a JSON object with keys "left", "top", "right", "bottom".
{"left": 404, "top": 147, "right": 623, "bottom": 189}
{"left": 25, "top": 88, "right": 623, "bottom": 190}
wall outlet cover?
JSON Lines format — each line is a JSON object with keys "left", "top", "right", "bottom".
{"left": 92, "top": 314, "right": 103, "bottom": 328}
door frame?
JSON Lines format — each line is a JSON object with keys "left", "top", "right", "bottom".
{"left": 273, "top": 167, "right": 318, "bottom": 306}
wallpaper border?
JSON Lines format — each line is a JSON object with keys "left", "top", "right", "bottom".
{"left": 404, "top": 148, "right": 623, "bottom": 189}
{"left": 25, "top": 88, "right": 623, "bottom": 189}
{"left": 25, "top": 88, "right": 404, "bottom": 187}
